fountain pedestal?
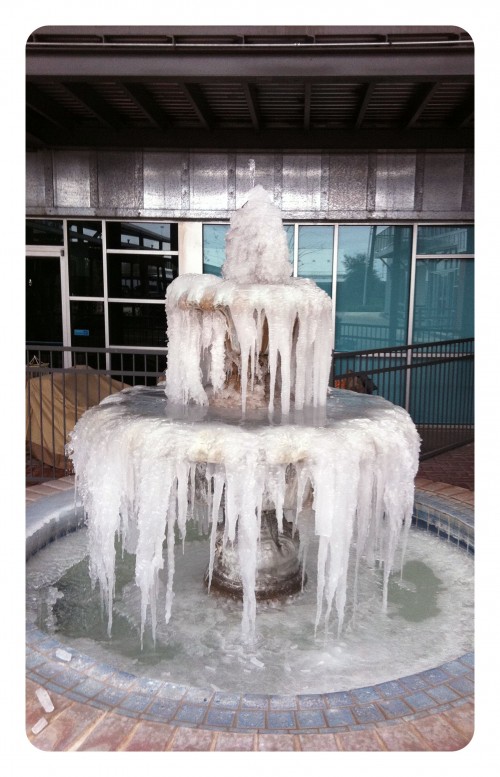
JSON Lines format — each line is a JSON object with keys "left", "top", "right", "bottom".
{"left": 205, "top": 510, "right": 305, "bottom": 600}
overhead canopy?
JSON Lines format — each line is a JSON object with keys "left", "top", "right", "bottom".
{"left": 26, "top": 26, "right": 474, "bottom": 152}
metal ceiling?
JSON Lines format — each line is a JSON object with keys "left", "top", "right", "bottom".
{"left": 26, "top": 26, "right": 474, "bottom": 152}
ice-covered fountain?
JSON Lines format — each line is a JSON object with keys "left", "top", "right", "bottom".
{"left": 66, "top": 184, "right": 422, "bottom": 659}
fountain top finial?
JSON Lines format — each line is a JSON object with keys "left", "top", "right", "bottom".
{"left": 221, "top": 185, "right": 292, "bottom": 284}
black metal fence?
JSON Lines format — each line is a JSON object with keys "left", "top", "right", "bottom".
{"left": 26, "top": 345, "right": 167, "bottom": 483}
{"left": 26, "top": 338, "right": 473, "bottom": 482}
{"left": 331, "top": 338, "right": 474, "bottom": 458}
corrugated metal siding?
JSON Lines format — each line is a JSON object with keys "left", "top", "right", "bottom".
{"left": 26, "top": 149, "right": 474, "bottom": 221}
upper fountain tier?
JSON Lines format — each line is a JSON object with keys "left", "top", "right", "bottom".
{"left": 164, "top": 186, "right": 333, "bottom": 415}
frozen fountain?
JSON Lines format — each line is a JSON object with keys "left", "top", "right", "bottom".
{"left": 67, "top": 184, "right": 421, "bottom": 656}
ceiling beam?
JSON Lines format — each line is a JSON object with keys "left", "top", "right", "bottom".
{"left": 242, "top": 82, "right": 261, "bottom": 131}
{"left": 26, "top": 83, "right": 74, "bottom": 130}
{"left": 303, "top": 83, "right": 311, "bottom": 130}
{"left": 61, "top": 82, "right": 123, "bottom": 129}
{"left": 179, "top": 82, "right": 214, "bottom": 129}
{"left": 448, "top": 95, "right": 474, "bottom": 128}
{"left": 354, "top": 82, "right": 375, "bottom": 129}
{"left": 25, "top": 124, "right": 473, "bottom": 151}
{"left": 403, "top": 82, "right": 440, "bottom": 128}
{"left": 26, "top": 107, "right": 67, "bottom": 144}
{"left": 26, "top": 47, "right": 474, "bottom": 82}
{"left": 120, "top": 82, "right": 171, "bottom": 129}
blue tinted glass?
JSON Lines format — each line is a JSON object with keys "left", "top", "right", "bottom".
{"left": 298, "top": 226, "right": 333, "bottom": 296}
{"left": 203, "top": 223, "right": 294, "bottom": 276}
{"left": 412, "top": 258, "right": 474, "bottom": 343}
{"left": 203, "top": 224, "right": 229, "bottom": 276}
{"left": 417, "top": 226, "right": 474, "bottom": 255}
{"left": 335, "top": 226, "right": 412, "bottom": 351}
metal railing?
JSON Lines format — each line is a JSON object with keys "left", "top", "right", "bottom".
{"left": 26, "top": 338, "right": 474, "bottom": 482}
{"left": 26, "top": 345, "right": 167, "bottom": 483}
{"left": 330, "top": 338, "right": 474, "bottom": 458}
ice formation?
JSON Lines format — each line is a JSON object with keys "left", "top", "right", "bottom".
{"left": 69, "top": 388, "right": 419, "bottom": 646}
{"left": 164, "top": 275, "right": 333, "bottom": 415}
{"left": 68, "top": 184, "right": 420, "bottom": 649}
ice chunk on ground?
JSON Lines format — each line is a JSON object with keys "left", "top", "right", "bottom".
{"left": 32, "top": 718, "right": 49, "bottom": 735}
{"left": 36, "top": 688, "right": 54, "bottom": 713}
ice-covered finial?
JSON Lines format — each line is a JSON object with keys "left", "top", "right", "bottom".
{"left": 222, "top": 185, "right": 292, "bottom": 284}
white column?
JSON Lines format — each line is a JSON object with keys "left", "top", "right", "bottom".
{"left": 178, "top": 222, "right": 203, "bottom": 275}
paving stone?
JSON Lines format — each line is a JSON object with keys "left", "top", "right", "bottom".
{"left": 336, "top": 728, "right": 386, "bottom": 751}
{"left": 257, "top": 733, "right": 296, "bottom": 751}
{"left": 324, "top": 707, "right": 356, "bottom": 727}
{"left": 174, "top": 703, "right": 207, "bottom": 725}
{"left": 442, "top": 701, "right": 474, "bottom": 740}
{"left": 29, "top": 702, "right": 104, "bottom": 751}
{"left": 121, "top": 720, "right": 175, "bottom": 751}
{"left": 376, "top": 721, "right": 429, "bottom": 751}
{"left": 169, "top": 726, "right": 214, "bottom": 751}
{"left": 353, "top": 704, "right": 386, "bottom": 724}
{"left": 235, "top": 710, "right": 266, "bottom": 728}
{"left": 296, "top": 709, "right": 327, "bottom": 728}
{"left": 267, "top": 710, "right": 296, "bottom": 729}
{"left": 77, "top": 712, "right": 138, "bottom": 751}
{"left": 205, "top": 708, "right": 236, "bottom": 727}
{"left": 410, "top": 712, "right": 471, "bottom": 750}
{"left": 214, "top": 732, "right": 256, "bottom": 751}
{"left": 298, "top": 733, "right": 339, "bottom": 751}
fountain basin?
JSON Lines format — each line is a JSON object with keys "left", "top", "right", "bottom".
{"left": 26, "top": 485, "right": 474, "bottom": 733}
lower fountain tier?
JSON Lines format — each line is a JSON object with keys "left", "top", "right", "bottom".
{"left": 68, "top": 384, "right": 420, "bottom": 644}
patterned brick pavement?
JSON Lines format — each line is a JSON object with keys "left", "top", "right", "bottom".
{"left": 417, "top": 444, "right": 474, "bottom": 491}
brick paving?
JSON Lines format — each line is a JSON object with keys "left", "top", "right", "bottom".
{"left": 417, "top": 443, "right": 474, "bottom": 491}
{"left": 25, "top": 444, "right": 475, "bottom": 752}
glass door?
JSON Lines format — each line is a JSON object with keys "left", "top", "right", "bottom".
{"left": 26, "top": 253, "right": 64, "bottom": 346}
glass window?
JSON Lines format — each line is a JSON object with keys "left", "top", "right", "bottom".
{"left": 107, "top": 255, "right": 178, "bottom": 299}
{"left": 70, "top": 301, "right": 105, "bottom": 348}
{"left": 298, "top": 226, "right": 333, "bottom": 296}
{"left": 68, "top": 221, "right": 104, "bottom": 297}
{"left": 203, "top": 224, "right": 228, "bottom": 276}
{"left": 109, "top": 302, "right": 166, "bottom": 347}
{"left": 26, "top": 219, "right": 64, "bottom": 246}
{"left": 417, "top": 226, "right": 474, "bottom": 255}
{"left": 412, "top": 258, "right": 474, "bottom": 343}
{"left": 203, "top": 224, "right": 294, "bottom": 276}
{"left": 335, "top": 226, "right": 412, "bottom": 351}
{"left": 106, "top": 222, "right": 178, "bottom": 251}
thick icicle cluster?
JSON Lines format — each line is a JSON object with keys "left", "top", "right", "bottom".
{"left": 68, "top": 387, "right": 420, "bottom": 645}
{"left": 222, "top": 185, "right": 292, "bottom": 284}
{"left": 164, "top": 275, "right": 333, "bottom": 415}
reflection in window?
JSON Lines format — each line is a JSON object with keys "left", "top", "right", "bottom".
{"left": 107, "top": 255, "right": 178, "bottom": 299}
{"left": 70, "top": 300, "right": 105, "bottom": 348}
{"left": 203, "top": 224, "right": 294, "bottom": 276}
{"left": 413, "top": 259, "right": 474, "bottom": 343}
{"left": 298, "top": 226, "right": 333, "bottom": 296}
{"left": 26, "top": 220, "right": 64, "bottom": 246}
{"left": 335, "top": 226, "right": 412, "bottom": 351}
{"left": 109, "top": 302, "right": 166, "bottom": 347}
{"left": 68, "top": 221, "right": 104, "bottom": 297}
{"left": 203, "top": 224, "right": 228, "bottom": 276}
{"left": 417, "top": 226, "right": 474, "bottom": 255}
{"left": 106, "top": 222, "right": 178, "bottom": 251}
